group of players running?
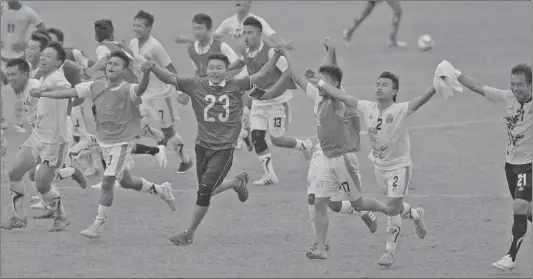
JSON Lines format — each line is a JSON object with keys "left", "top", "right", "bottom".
{"left": 0, "top": 0, "right": 531, "bottom": 271}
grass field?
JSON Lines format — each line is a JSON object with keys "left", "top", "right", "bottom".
{"left": 1, "top": 1, "right": 532, "bottom": 278}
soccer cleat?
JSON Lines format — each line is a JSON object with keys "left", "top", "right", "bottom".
{"left": 71, "top": 167, "right": 88, "bottom": 189}
{"left": 413, "top": 207, "right": 427, "bottom": 239}
{"left": 1, "top": 216, "right": 27, "bottom": 230}
{"left": 361, "top": 211, "right": 378, "bottom": 233}
{"left": 377, "top": 251, "right": 396, "bottom": 267}
{"left": 306, "top": 249, "right": 328, "bottom": 260}
{"left": 49, "top": 216, "right": 70, "bottom": 232}
{"left": 387, "top": 40, "right": 407, "bottom": 48}
{"left": 80, "top": 224, "right": 103, "bottom": 239}
{"left": 169, "top": 230, "right": 193, "bottom": 246}
{"left": 301, "top": 139, "right": 313, "bottom": 161}
{"left": 30, "top": 199, "right": 47, "bottom": 210}
{"left": 492, "top": 254, "right": 516, "bottom": 271}
{"left": 253, "top": 175, "right": 279, "bottom": 186}
{"left": 308, "top": 241, "right": 330, "bottom": 252}
{"left": 154, "top": 145, "right": 168, "bottom": 170}
{"left": 234, "top": 172, "right": 249, "bottom": 202}
{"left": 33, "top": 209, "right": 55, "bottom": 219}
{"left": 159, "top": 182, "right": 176, "bottom": 211}
{"left": 176, "top": 157, "right": 193, "bottom": 174}
{"left": 12, "top": 124, "right": 25, "bottom": 133}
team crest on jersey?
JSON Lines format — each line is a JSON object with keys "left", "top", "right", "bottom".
{"left": 386, "top": 114, "right": 394, "bottom": 124}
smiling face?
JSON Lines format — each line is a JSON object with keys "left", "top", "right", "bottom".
{"left": 39, "top": 47, "right": 61, "bottom": 72}
{"left": 206, "top": 58, "right": 227, "bottom": 85}
{"left": 133, "top": 18, "right": 151, "bottom": 40}
{"left": 6, "top": 64, "right": 28, "bottom": 92}
{"left": 510, "top": 73, "right": 532, "bottom": 103}
{"left": 25, "top": 39, "right": 42, "bottom": 65}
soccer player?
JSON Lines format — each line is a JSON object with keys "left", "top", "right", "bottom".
{"left": 310, "top": 69, "right": 431, "bottom": 266}
{"left": 228, "top": 17, "right": 312, "bottom": 186}
{"left": 147, "top": 48, "right": 285, "bottom": 246}
{"left": 342, "top": 0, "right": 406, "bottom": 47}
{"left": 453, "top": 63, "right": 532, "bottom": 271}
{"left": 129, "top": 10, "right": 192, "bottom": 173}
{"left": 31, "top": 50, "right": 177, "bottom": 239}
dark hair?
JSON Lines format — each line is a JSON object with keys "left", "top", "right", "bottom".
{"left": 94, "top": 19, "right": 114, "bottom": 43}
{"left": 378, "top": 71, "right": 400, "bottom": 102}
{"left": 109, "top": 50, "right": 131, "bottom": 68}
{"left": 207, "top": 53, "right": 230, "bottom": 68}
{"left": 29, "top": 31, "right": 50, "bottom": 51}
{"left": 243, "top": 16, "right": 262, "bottom": 32}
{"left": 192, "top": 13, "right": 213, "bottom": 30}
{"left": 46, "top": 42, "right": 66, "bottom": 66}
{"left": 33, "top": 29, "right": 51, "bottom": 42}
{"left": 318, "top": 65, "right": 343, "bottom": 89}
{"left": 6, "top": 58, "right": 30, "bottom": 74}
{"left": 134, "top": 10, "right": 155, "bottom": 27}
{"left": 511, "top": 63, "right": 532, "bottom": 85}
{"left": 46, "top": 27, "right": 64, "bottom": 42}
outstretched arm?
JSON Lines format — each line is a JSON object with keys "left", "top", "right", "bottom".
{"left": 249, "top": 48, "right": 283, "bottom": 86}
{"left": 31, "top": 88, "right": 79, "bottom": 99}
{"left": 407, "top": 86, "right": 437, "bottom": 114}
{"left": 308, "top": 70, "right": 360, "bottom": 108}
{"left": 283, "top": 48, "right": 308, "bottom": 91}
{"left": 457, "top": 72, "right": 486, "bottom": 96}
{"left": 146, "top": 63, "right": 197, "bottom": 96}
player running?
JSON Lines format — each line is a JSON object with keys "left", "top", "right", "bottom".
{"left": 31, "top": 50, "right": 177, "bottom": 239}
{"left": 342, "top": 0, "right": 406, "bottom": 47}
{"left": 311, "top": 69, "right": 431, "bottom": 266}
{"left": 228, "top": 17, "right": 312, "bottom": 186}
{"left": 452, "top": 63, "right": 532, "bottom": 272}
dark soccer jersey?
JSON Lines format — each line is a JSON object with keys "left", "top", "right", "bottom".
{"left": 177, "top": 76, "right": 251, "bottom": 150}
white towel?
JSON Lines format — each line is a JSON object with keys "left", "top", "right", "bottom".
{"left": 434, "top": 60, "right": 463, "bottom": 100}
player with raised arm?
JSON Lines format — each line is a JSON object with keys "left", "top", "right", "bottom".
{"left": 30, "top": 51, "right": 177, "bottom": 239}
{"left": 453, "top": 63, "right": 532, "bottom": 272}
{"left": 342, "top": 0, "right": 406, "bottom": 47}
{"left": 147, "top": 48, "right": 284, "bottom": 246}
{"left": 227, "top": 17, "right": 312, "bottom": 186}
{"left": 309, "top": 69, "right": 431, "bottom": 266}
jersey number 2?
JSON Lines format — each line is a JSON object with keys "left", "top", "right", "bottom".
{"left": 204, "top": 94, "right": 229, "bottom": 122}
{"left": 376, "top": 118, "right": 383, "bottom": 130}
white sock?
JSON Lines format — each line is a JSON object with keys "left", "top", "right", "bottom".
{"left": 401, "top": 202, "right": 420, "bottom": 220}
{"left": 140, "top": 178, "right": 161, "bottom": 195}
{"left": 94, "top": 204, "right": 110, "bottom": 227}
{"left": 258, "top": 153, "right": 276, "bottom": 177}
{"left": 386, "top": 215, "right": 401, "bottom": 252}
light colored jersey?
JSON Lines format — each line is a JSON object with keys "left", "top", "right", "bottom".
{"left": 20, "top": 78, "right": 41, "bottom": 126}
{"left": 129, "top": 36, "right": 173, "bottom": 98}
{"left": 484, "top": 86, "right": 532, "bottom": 164}
{"left": 215, "top": 13, "right": 275, "bottom": 39}
{"left": 357, "top": 101, "right": 412, "bottom": 170}
{"left": 1, "top": 4, "right": 42, "bottom": 59}
{"left": 34, "top": 71, "right": 71, "bottom": 143}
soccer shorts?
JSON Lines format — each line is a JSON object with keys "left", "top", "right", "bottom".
{"left": 70, "top": 105, "right": 89, "bottom": 136}
{"left": 505, "top": 162, "right": 532, "bottom": 202}
{"left": 374, "top": 165, "right": 412, "bottom": 198}
{"left": 195, "top": 144, "right": 234, "bottom": 191}
{"left": 140, "top": 94, "right": 178, "bottom": 129}
{"left": 21, "top": 134, "right": 69, "bottom": 168}
{"left": 100, "top": 143, "right": 134, "bottom": 181}
{"left": 250, "top": 102, "right": 291, "bottom": 138}
{"left": 310, "top": 152, "right": 363, "bottom": 201}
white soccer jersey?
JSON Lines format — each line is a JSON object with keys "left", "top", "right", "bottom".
{"left": 357, "top": 100, "right": 412, "bottom": 170}
{"left": 214, "top": 13, "right": 276, "bottom": 39}
{"left": 1, "top": 4, "right": 42, "bottom": 59}
{"left": 484, "top": 86, "right": 532, "bottom": 165}
{"left": 20, "top": 78, "right": 41, "bottom": 126}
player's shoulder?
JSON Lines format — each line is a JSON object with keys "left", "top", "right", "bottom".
{"left": 27, "top": 78, "right": 41, "bottom": 88}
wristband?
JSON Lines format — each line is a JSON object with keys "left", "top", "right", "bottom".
{"left": 317, "top": 79, "right": 325, "bottom": 88}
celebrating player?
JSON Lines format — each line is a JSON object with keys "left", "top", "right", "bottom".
{"left": 31, "top": 50, "right": 177, "bottom": 239}
{"left": 453, "top": 63, "right": 532, "bottom": 272}
{"left": 310, "top": 69, "right": 431, "bottom": 266}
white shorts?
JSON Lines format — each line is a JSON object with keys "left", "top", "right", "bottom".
{"left": 100, "top": 143, "right": 134, "bottom": 181}
{"left": 21, "top": 134, "right": 69, "bottom": 168}
{"left": 307, "top": 151, "right": 363, "bottom": 201}
{"left": 140, "top": 94, "right": 178, "bottom": 129}
{"left": 373, "top": 165, "right": 412, "bottom": 198}
{"left": 70, "top": 105, "right": 89, "bottom": 136}
{"left": 250, "top": 102, "right": 291, "bottom": 138}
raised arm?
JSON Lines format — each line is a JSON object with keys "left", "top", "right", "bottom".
{"left": 308, "top": 69, "right": 360, "bottom": 108}
{"left": 133, "top": 67, "right": 151, "bottom": 96}
{"left": 407, "top": 86, "right": 437, "bottom": 114}
{"left": 283, "top": 48, "right": 308, "bottom": 91}
{"left": 146, "top": 63, "right": 197, "bottom": 96}
{"left": 457, "top": 72, "right": 485, "bottom": 96}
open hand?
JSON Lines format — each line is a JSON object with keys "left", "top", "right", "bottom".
{"left": 141, "top": 61, "right": 155, "bottom": 73}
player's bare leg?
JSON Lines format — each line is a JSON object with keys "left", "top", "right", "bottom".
{"left": 271, "top": 136, "right": 313, "bottom": 161}
{"left": 34, "top": 161, "right": 70, "bottom": 232}
{"left": 306, "top": 197, "right": 330, "bottom": 260}
{"left": 342, "top": 0, "right": 377, "bottom": 45}
{"left": 161, "top": 126, "right": 192, "bottom": 174}
{"left": 307, "top": 194, "right": 330, "bottom": 252}
{"left": 211, "top": 172, "right": 249, "bottom": 202}
{"left": 385, "top": 0, "right": 407, "bottom": 47}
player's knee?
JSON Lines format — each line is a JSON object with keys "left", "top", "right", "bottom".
{"left": 9, "top": 179, "right": 25, "bottom": 195}
{"left": 307, "top": 193, "right": 315, "bottom": 205}
{"left": 513, "top": 198, "right": 530, "bottom": 214}
{"left": 101, "top": 176, "right": 116, "bottom": 191}
{"left": 251, "top": 130, "right": 268, "bottom": 154}
{"left": 196, "top": 184, "right": 213, "bottom": 207}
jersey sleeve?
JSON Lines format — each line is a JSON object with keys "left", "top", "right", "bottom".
{"left": 267, "top": 48, "right": 288, "bottom": 72}
{"left": 306, "top": 83, "right": 319, "bottom": 102}
{"left": 236, "top": 76, "right": 252, "bottom": 92}
{"left": 214, "top": 17, "right": 232, "bottom": 37}
{"left": 75, "top": 81, "right": 94, "bottom": 98}
{"left": 484, "top": 86, "right": 513, "bottom": 106}
{"left": 256, "top": 16, "right": 276, "bottom": 36}
{"left": 95, "top": 45, "right": 111, "bottom": 61}
{"left": 176, "top": 77, "right": 198, "bottom": 95}
{"left": 220, "top": 42, "right": 239, "bottom": 63}
{"left": 397, "top": 101, "right": 411, "bottom": 118}
{"left": 153, "top": 43, "right": 172, "bottom": 68}
{"left": 26, "top": 6, "right": 43, "bottom": 26}
{"left": 54, "top": 73, "right": 72, "bottom": 88}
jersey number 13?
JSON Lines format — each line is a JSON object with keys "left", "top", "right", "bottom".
{"left": 204, "top": 94, "right": 229, "bottom": 122}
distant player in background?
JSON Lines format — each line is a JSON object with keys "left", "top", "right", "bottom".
{"left": 342, "top": 0, "right": 406, "bottom": 47}
{"left": 454, "top": 63, "right": 532, "bottom": 272}
{"left": 1, "top": 0, "right": 45, "bottom": 131}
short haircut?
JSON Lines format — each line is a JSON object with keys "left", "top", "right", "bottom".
{"left": 207, "top": 53, "right": 230, "bottom": 68}
{"left": 30, "top": 31, "right": 50, "bottom": 51}
{"left": 243, "top": 16, "right": 262, "bottom": 32}
{"left": 33, "top": 29, "right": 51, "bottom": 42}
{"left": 46, "top": 27, "right": 64, "bottom": 42}
{"left": 378, "top": 71, "right": 400, "bottom": 102}
{"left": 109, "top": 50, "right": 131, "bottom": 68}
{"left": 511, "top": 63, "right": 532, "bottom": 85}
{"left": 318, "top": 65, "right": 343, "bottom": 89}
{"left": 192, "top": 13, "right": 213, "bottom": 30}
{"left": 134, "top": 10, "right": 155, "bottom": 27}
{"left": 46, "top": 42, "right": 66, "bottom": 65}
{"left": 6, "top": 58, "right": 30, "bottom": 74}
{"left": 94, "top": 19, "right": 114, "bottom": 43}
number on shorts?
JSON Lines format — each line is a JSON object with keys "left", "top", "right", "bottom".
{"left": 392, "top": 176, "right": 399, "bottom": 188}
{"left": 273, "top": 117, "right": 282, "bottom": 128}
{"left": 340, "top": 182, "right": 350, "bottom": 193}
{"left": 107, "top": 155, "right": 113, "bottom": 167}
{"left": 204, "top": 94, "right": 229, "bottom": 122}
{"left": 517, "top": 173, "right": 527, "bottom": 187}
{"left": 158, "top": 109, "right": 164, "bottom": 120}
{"left": 7, "top": 24, "right": 15, "bottom": 33}
{"left": 376, "top": 118, "right": 383, "bottom": 131}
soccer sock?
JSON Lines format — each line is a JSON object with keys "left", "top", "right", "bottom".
{"left": 169, "top": 133, "right": 187, "bottom": 162}
{"left": 308, "top": 204, "right": 317, "bottom": 240}
{"left": 134, "top": 144, "right": 160, "bottom": 155}
{"left": 140, "top": 178, "right": 162, "bottom": 196}
{"left": 42, "top": 188, "right": 66, "bottom": 217}
{"left": 10, "top": 181, "right": 25, "bottom": 218}
{"left": 507, "top": 215, "right": 527, "bottom": 261}
{"left": 386, "top": 215, "right": 402, "bottom": 253}
{"left": 401, "top": 202, "right": 420, "bottom": 221}
{"left": 94, "top": 204, "right": 110, "bottom": 227}
{"left": 258, "top": 153, "right": 276, "bottom": 177}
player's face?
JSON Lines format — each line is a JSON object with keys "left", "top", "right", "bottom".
{"left": 133, "top": 18, "right": 151, "bottom": 39}
{"left": 318, "top": 72, "right": 339, "bottom": 97}
{"left": 25, "top": 39, "right": 42, "bottom": 64}
{"left": 192, "top": 23, "right": 210, "bottom": 41}
{"left": 375, "top": 77, "right": 397, "bottom": 101}
{"left": 510, "top": 73, "right": 532, "bottom": 102}
{"left": 206, "top": 59, "right": 227, "bottom": 85}
{"left": 242, "top": 26, "right": 261, "bottom": 48}
{"left": 39, "top": 47, "right": 61, "bottom": 71}
{"left": 235, "top": 1, "right": 252, "bottom": 13}
{"left": 105, "top": 56, "right": 126, "bottom": 80}
{"left": 6, "top": 66, "right": 28, "bottom": 91}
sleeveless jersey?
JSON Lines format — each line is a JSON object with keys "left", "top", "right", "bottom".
{"left": 188, "top": 39, "right": 222, "bottom": 77}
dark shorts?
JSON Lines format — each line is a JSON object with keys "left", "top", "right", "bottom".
{"left": 195, "top": 144, "right": 234, "bottom": 191}
{"left": 505, "top": 162, "right": 532, "bottom": 202}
